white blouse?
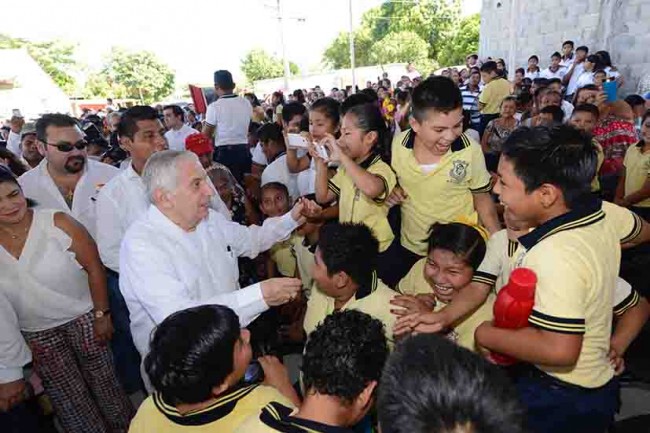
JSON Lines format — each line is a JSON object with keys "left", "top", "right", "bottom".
{"left": 0, "top": 209, "right": 93, "bottom": 332}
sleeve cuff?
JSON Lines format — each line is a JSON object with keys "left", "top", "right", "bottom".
{"left": 470, "top": 181, "right": 493, "bottom": 194}
{"left": 614, "top": 290, "right": 640, "bottom": 317}
{"left": 529, "top": 310, "right": 586, "bottom": 334}
{"left": 372, "top": 175, "right": 390, "bottom": 204}
{"left": 472, "top": 271, "right": 497, "bottom": 286}
{"left": 0, "top": 367, "right": 25, "bottom": 384}
{"left": 235, "top": 283, "right": 268, "bottom": 327}
{"left": 621, "top": 212, "right": 642, "bottom": 244}
{"left": 327, "top": 180, "right": 340, "bottom": 198}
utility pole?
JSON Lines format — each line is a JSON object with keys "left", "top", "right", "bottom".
{"left": 348, "top": 0, "right": 356, "bottom": 92}
{"left": 277, "top": 0, "right": 291, "bottom": 91}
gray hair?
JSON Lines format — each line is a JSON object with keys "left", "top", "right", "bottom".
{"left": 106, "top": 111, "right": 121, "bottom": 122}
{"left": 142, "top": 150, "right": 200, "bottom": 202}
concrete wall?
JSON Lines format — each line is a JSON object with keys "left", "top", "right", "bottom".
{"left": 479, "top": 0, "right": 650, "bottom": 95}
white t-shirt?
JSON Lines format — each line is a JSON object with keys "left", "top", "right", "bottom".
{"left": 566, "top": 62, "right": 586, "bottom": 96}
{"left": 252, "top": 142, "right": 268, "bottom": 166}
{"left": 164, "top": 124, "right": 198, "bottom": 151}
{"left": 205, "top": 94, "right": 253, "bottom": 147}
{"left": 261, "top": 153, "right": 299, "bottom": 201}
{"left": 575, "top": 71, "right": 595, "bottom": 90}
{"left": 561, "top": 100, "right": 574, "bottom": 123}
{"left": 540, "top": 66, "right": 568, "bottom": 80}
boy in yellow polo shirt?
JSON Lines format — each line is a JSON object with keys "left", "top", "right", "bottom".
{"left": 129, "top": 305, "right": 299, "bottom": 433}
{"left": 616, "top": 110, "right": 650, "bottom": 221}
{"left": 388, "top": 76, "right": 500, "bottom": 281}
{"left": 478, "top": 61, "right": 512, "bottom": 133}
{"left": 237, "top": 310, "right": 389, "bottom": 433}
{"left": 303, "top": 222, "right": 398, "bottom": 346}
{"left": 472, "top": 125, "right": 629, "bottom": 433}
{"left": 570, "top": 104, "right": 603, "bottom": 193}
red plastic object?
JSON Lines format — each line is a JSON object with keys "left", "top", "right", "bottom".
{"left": 491, "top": 267, "right": 537, "bottom": 365}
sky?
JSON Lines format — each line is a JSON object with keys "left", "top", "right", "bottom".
{"left": 3, "top": 0, "right": 481, "bottom": 86}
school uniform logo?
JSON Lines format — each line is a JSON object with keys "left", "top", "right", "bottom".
{"left": 449, "top": 160, "right": 469, "bottom": 183}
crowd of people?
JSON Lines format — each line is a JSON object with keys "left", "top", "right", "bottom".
{"left": 1, "top": 39, "right": 650, "bottom": 433}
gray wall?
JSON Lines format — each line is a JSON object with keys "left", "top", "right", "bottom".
{"left": 479, "top": 0, "right": 650, "bottom": 95}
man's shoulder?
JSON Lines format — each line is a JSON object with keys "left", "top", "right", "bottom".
{"left": 88, "top": 159, "right": 120, "bottom": 179}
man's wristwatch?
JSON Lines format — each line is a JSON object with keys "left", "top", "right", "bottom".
{"left": 93, "top": 309, "right": 111, "bottom": 319}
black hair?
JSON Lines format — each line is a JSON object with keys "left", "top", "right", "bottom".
{"left": 281, "top": 101, "right": 307, "bottom": 124}
{"left": 551, "top": 51, "right": 562, "bottom": 59}
{"left": 515, "top": 67, "right": 525, "bottom": 75}
{"left": 35, "top": 113, "right": 79, "bottom": 143}
{"left": 302, "top": 310, "right": 388, "bottom": 405}
{"left": 272, "top": 91, "right": 285, "bottom": 105}
{"left": 310, "top": 97, "right": 341, "bottom": 127}
{"left": 586, "top": 54, "right": 604, "bottom": 70}
{"left": 293, "top": 89, "right": 306, "bottom": 104}
{"left": 117, "top": 105, "right": 160, "bottom": 140}
{"left": 501, "top": 125, "right": 597, "bottom": 208}
{"left": 260, "top": 181, "right": 290, "bottom": 201}
{"left": 318, "top": 222, "right": 379, "bottom": 289}
{"left": 547, "top": 77, "right": 562, "bottom": 86}
{"left": 257, "top": 123, "right": 285, "bottom": 147}
{"left": 341, "top": 93, "right": 376, "bottom": 116}
{"left": 378, "top": 334, "right": 525, "bottom": 433}
{"left": 163, "top": 105, "right": 185, "bottom": 122}
{"left": 344, "top": 103, "right": 390, "bottom": 157}
{"left": 469, "top": 54, "right": 478, "bottom": 60}
{"left": 359, "top": 88, "right": 379, "bottom": 102}
{"left": 0, "top": 149, "right": 29, "bottom": 177}
{"left": 480, "top": 61, "right": 498, "bottom": 74}
{"left": 624, "top": 94, "right": 646, "bottom": 108}
{"left": 539, "top": 105, "right": 565, "bottom": 123}
{"left": 411, "top": 76, "right": 462, "bottom": 121}
{"left": 595, "top": 50, "right": 613, "bottom": 67}
{"left": 144, "top": 305, "right": 241, "bottom": 405}
{"left": 562, "top": 40, "right": 574, "bottom": 48}
{"left": 395, "top": 89, "right": 411, "bottom": 105}
{"left": 576, "top": 45, "right": 589, "bottom": 53}
{"left": 572, "top": 103, "right": 600, "bottom": 120}
{"left": 643, "top": 109, "right": 650, "bottom": 124}
{"left": 427, "top": 223, "right": 486, "bottom": 271}
{"left": 593, "top": 69, "right": 607, "bottom": 77}
{"left": 532, "top": 77, "right": 550, "bottom": 88}
{"left": 244, "top": 93, "right": 261, "bottom": 107}
{"left": 542, "top": 90, "right": 562, "bottom": 102}
{"left": 528, "top": 55, "right": 539, "bottom": 62}
{"left": 248, "top": 121, "right": 262, "bottom": 135}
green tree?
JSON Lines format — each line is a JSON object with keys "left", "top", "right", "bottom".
{"left": 322, "top": 28, "right": 374, "bottom": 69}
{"left": 437, "top": 13, "right": 480, "bottom": 67}
{"left": 91, "top": 47, "right": 175, "bottom": 103}
{"left": 370, "top": 31, "right": 429, "bottom": 65}
{"left": 0, "top": 34, "right": 78, "bottom": 94}
{"left": 241, "top": 48, "right": 299, "bottom": 82}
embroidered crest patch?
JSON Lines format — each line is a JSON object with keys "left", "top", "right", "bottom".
{"left": 449, "top": 160, "right": 469, "bottom": 183}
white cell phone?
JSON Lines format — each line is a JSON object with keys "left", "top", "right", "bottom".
{"left": 315, "top": 144, "right": 330, "bottom": 161}
{"left": 287, "top": 133, "right": 310, "bottom": 149}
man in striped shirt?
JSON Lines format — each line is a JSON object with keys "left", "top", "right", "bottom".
{"left": 460, "top": 69, "right": 482, "bottom": 131}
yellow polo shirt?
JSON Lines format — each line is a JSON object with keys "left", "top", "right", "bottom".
{"left": 304, "top": 271, "right": 397, "bottom": 346}
{"left": 270, "top": 235, "right": 298, "bottom": 277}
{"left": 591, "top": 140, "right": 604, "bottom": 193}
{"left": 129, "top": 384, "right": 293, "bottom": 433}
{"left": 237, "top": 402, "right": 354, "bottom": 433}
{"left": 397, "top": 258, "right": 494, "bottom": 352}
{"left": 290, "top": 236, "right": 315, "bottom": 298}
{"left": 623, "top": 141, "right": 650, "bottom": 207}
{"left": 328, "top": 153, "right": 397, "bottom": 252}
{"left": 391, "top": 130, "right": 492, "bottom": 255}
{"left": 478, "top": 78, "right": 512, "bottom": 115}
{"left": 513, "top": 202, "right": 619, "bottom": 388}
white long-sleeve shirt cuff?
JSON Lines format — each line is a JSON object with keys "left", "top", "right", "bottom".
{"left": 7, "top": 131, "right": 22, "bottom": 156}
{"left": 0, "top": 367, "right": 25, "bottom": 384}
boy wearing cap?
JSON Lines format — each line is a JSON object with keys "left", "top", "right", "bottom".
{"left": 202, "top": 70, "right": 253, "bottom": 184}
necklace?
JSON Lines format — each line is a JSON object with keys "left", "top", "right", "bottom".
{"left": 0, "top": 225, "right": 28, "bottom": 240}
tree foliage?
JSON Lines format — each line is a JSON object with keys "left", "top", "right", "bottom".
{"left": 437, "top": 13, "right": 480, "bottom": 67}
{"left": 323, "top": 28, "right": 374, "bottom": 69}
{"left": 86, "top": 48, "right": 175, "bottom": 103}
{"left": 0, "top": 33, "right": 78, "bottom": 95}
{"left": 370, "top": 31, "right": 429, "bottom": 65}
{"left": 241, "top": 48, "right": 299, "bottom": 83}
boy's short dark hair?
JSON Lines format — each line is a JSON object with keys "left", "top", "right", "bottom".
{"left": 35, "top": 113, "right": 79, "bottom": 143}
{"left": 576, "top": 45, "right": 589, "bottom": 54}
{"left": 261, "top": 181, "right": 289, "bottom": 201}
{"left": 411, "top": 76, "right": 462, "bottom": 122}
{"left": 302, "top": 310, "right": 388, "bottom": 405}
{"left": 551, "top": 51, "right": 562, "bottom": 59}
{"left": 501, "top": 125, "right": 597, "bottom": 208}
{"left": 117, "top": 105, "right": 160, "bottom": 140}
{"left": 547, "top": 78, "right": 562, "bottom": 86}
{"left": 163, "top": 104, "right": 185, "bottom": 121}
{"left": 539, "top": 105, "right": 565, "bottom": 123}
{"left": 532, "top": 77, "right": 550, "bottom": 88}
{"left": 528, "top": 55, "right": 539, "bottom": 62}
{"left": 572, "top": 103, "right": 600, "bottom": 120}
{"left": 257, "top": 123, "right": 284, "bottom": 146}
{"left": 378, "top": 334, "right": 525, "bottom": 433}
{"left": 562, "top": 40, "right": 574, "bottom": 48}
{"left": 214, "top": 69, "right": 235, "bottom": 91}
{"left": 480, "top": 61, "right": 498, "bottom": 74}
{"left": 515, "top": 67, "right": 525, "bottom": 75}
{"left": 144, "top": 305, "right": 240, "bottom": 405}
{"left": 624, "top": 94, "right": 646, "bottom": 108}
{"left": 318, "top": 222, "right": 379, "bottom": 289}
{"left": 281, "top": 101, "right": 307, "bottom": 124}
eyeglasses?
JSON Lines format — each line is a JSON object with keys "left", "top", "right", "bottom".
{"left": 44, "top": 140, "right": 88, "bottom": 152}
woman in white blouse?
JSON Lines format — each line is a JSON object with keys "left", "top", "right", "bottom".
{"left": 0, "top": 166, "right": 134, "bottom": 432}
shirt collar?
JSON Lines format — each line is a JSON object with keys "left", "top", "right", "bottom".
{"left": 147, "top": 204, "right": 203, "bottom": 236}
{"left": 269, "top": 151, "right": 287, "bottom": 164}
{"left": 260, "top": 402, "right": 354, "bottom": 433}
{"left": 358, "top": 151, "right": 381, "bottom": 169}
{"left": 355, "top": 270, "right": 379, "bottom": 300}
{"left": 401, "top": 129, "right": 470, "bottom": 153}
{"left": 518, "top": 198, "right": 604, "bottom": 250}
{"left": 152, "top": 384, "right": 258, "bottom": 426}
{"left": 219, "top": 94, "right": 238, "bottom": 99}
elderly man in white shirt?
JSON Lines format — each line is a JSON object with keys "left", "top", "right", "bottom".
{"left": 162, "top": 105, "right": 198, "bottom": 151}
{"left": 18, "top": 114, "right": 118, "bottom": 240}
{"left": 119, "top": 150, "right": 302, "bottom": 385}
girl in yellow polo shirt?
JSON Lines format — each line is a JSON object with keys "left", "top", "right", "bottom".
{"left": 314, "top": 102, "right": 398, "bottom": 286}
{"left": 616, "top": 110, "right": 650, "bottom": 220}
{"left": 394, "top": 222, "right": 491, "bottom": 352}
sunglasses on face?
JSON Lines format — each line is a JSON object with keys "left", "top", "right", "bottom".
{"left": 44, "top": 140, "right": 88, "bottom": 152}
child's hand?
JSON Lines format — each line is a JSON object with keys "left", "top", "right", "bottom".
{"left": 290, "top": 199, "right": 307, "bottom": 225}
{"left": 608, "top": 347, "right": 625, "bottom": 375}
{"left": 393, "top": 310, "right": 449, "bottom": 337}
{"left": 301, "top": 199, "right": 323, "bottom": 219}
{"left": 390, "top": 295, "right": 434, "bottom": 317}
{"left": 308, "top": 140, "right": 327, "bottom": 165}
{"left": 320, "top": 134, "right": 342, "bottom": 163}
{"left": 386, "top": 185, "right": 408, "bottom": 207}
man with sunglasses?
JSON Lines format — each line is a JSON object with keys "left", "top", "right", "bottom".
{"left": 17, "top": 113, "right": 118, "bottom": 239}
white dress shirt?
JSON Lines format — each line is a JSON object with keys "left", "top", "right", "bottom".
{"left": 205, "top": 95, "right": 253, "bottom": 146}
{"left": 540, "top": 66, "right": 568, "bottom": 80}
{"left": 0, "top": 290, "right": 32, "bottom": 383}
{"left": 96, "top": 163, "right": 232, "bottom": 273}
{"left": 6, "top": 131, "right": 21, "bottom": 156}
{"left": 18, "top": 159, "right": 119, "bottom": 240}
{"left": 119, "top": 205, "right": 298, "bottom": 361}
{"left": 261, "top": 153, "right": 299, "bottom": 201}
{"left": 163, "top": 124, "right": 198, "bottom": 151}
{"left": 566, "top": 62, "right": 586, "bottom": 96}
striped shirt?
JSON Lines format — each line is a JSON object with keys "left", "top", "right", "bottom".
{"left": 460, "top": 85, "right": 481, "bottom": 126}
